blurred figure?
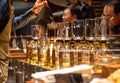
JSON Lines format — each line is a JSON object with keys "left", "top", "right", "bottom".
{"left": 62, "top": 6, "right": 84, "bottom": 38}
{"left": 48, "top": 0, "right": 95, "bottom": 38}
{"left": 62, "top": 6, "right": 77, "bottom": 22}
{"left": 103, "top": 0, "right": 120, "bottom": 49}
{"left": 52, "top": 0, "right": 95, "bottom": 22}
{"left": 103, "top": 0, "right": 120, "bottom": 35}
{"left": 67, "top": 0, "right": 95, "bottom": 19}
{"left": 0, "top": 0, "right": 47, "bottom": 82}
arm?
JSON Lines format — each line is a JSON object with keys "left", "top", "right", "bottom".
{"left": 12, "top": 9, "right": 36, "bottom": 30}
{"left": 12, "top": 0, "right": 47, "bottom": 30}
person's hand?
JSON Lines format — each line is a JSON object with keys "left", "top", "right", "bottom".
{"left": 32, "top": 0, "right": 47, "bottom": 15}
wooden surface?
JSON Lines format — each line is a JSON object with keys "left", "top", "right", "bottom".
{"left": 10, "top": 49, "right": 27, "bottom": 60}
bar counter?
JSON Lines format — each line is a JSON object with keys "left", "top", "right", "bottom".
{"left": 8, "top": 48, "right": 120, "bottom": 83}
{"left": 8, "top": 34, "right": 120, "bottom": 83}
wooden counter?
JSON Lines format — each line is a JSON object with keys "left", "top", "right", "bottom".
{"left": 10, "top": 49, "right": 27, "bottom": 60}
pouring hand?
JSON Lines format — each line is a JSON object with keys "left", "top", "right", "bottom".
{"left": 32, "top": 0, "right": 47, "bottom": 15}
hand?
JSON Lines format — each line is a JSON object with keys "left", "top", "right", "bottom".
{"left": 32, "top": 0, "right": 47, "bottom": 15}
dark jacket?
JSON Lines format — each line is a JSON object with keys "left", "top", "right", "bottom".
{"left": 68, "top": 1, "right": 95, "bottom": 19}
{"left": 111, "top": 24, "right": 120, "bottom": 35}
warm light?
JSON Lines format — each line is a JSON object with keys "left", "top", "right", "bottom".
{"left": 50, "top": 43, "right": 53, "bottom": 56}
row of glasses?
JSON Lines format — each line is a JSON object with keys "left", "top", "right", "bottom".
{"left": 85, "top": 16, "right": 111, "bottom": 41}
{"left": 52, "top": 16, "right": 110, "bottom": 69}
{"left": 55, "top": 20, "right": 85, "bottom": 42}
{"left": 25, "top": 16, "right": 111, "bottom": 68}
{"left": 54, "top": 16, "right": 111, "bottom": 42}
{"left": 26, "top": 38, "right": 120, "bottom": 70}
{"left": 9, "top": 16, "right": 111, "bottom": 51}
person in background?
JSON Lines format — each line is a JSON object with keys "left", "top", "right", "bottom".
{"left": 59, "top": 0, "right": 95, "bottom": 39}
{"left": 67, "top": 0, "right": 95, "bottom": 19}
{"left": 103, "top": 0, "right": 120, "bottom": 35}
{"left": 62, "top": 6, "right": 77, "bottom": 22}
{"left": 52, "top": 0, "right": 95, "bottom": 22}
{"left": 0, "top": 0, "right": 47, "bottom": 82}
{"left": 47, "top": 0, "right": 95, "bottom": 38}
{"left": 62, "top": 6, "right": 83, "bottom": 38}
{"left": 103, "top": 0, "right": 120, "bottom": 49}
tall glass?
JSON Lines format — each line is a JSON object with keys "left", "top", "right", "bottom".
{"left": 63, "top": 22, "right": 71, "bottom": 41}
{"left": 58, "top": 43, "right": 71, "bottom": 69}
{"left": 95, "top": 16, "right": 111, "bottom": 41}
{"left": 30, "top": 40, "right": 38, "bottom": 64}
{"left": 56, "top": 22, "right": 64, "bottom": 42}
{"left": 38, "top": 36, "right": 48, "bottom": 66}
{"left": 85, "top": 18, "right": 96, "bottom": 41}
{"left": 31, "top": 24, "right": 47, "bottom": 65}
{"left": 56, "top": 22, "right": 71, "bottom": 42}
{"left": 31, "top": 25, "right": 46, "bottom": 40}
{"left": 71, "top": 20, "right": 84, "bottom": 41}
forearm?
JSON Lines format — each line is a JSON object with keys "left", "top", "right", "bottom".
{"left": 12, "top": 8, "right": 37, "bottom": 30}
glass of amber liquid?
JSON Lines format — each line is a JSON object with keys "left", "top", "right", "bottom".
{"left": 39, "top": 37, "right": 48, "bottom": 66}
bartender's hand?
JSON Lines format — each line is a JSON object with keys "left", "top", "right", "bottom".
{"left": 32, "top": 0, "right": 47, "bottom": 15}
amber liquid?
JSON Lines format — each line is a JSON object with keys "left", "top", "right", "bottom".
{"left": 31, "top": 49, "right": 38, "bottom": 64}
{"left": 62, "top": 52, "right": 70, "bottom": 68}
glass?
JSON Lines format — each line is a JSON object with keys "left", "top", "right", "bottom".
{"left": 30, "top": 40, "right": 38, "bottom": 64}
{"left": 63, "top": 22, "right": 71, "bottom": 41}
{"left": 58, "top": 43, "right": 71, "bottom": 69}
{"left": 81, "top": 50, "right": 90, "bottom": 64}
{"left": 56, "top": 22, "right": 64, "bottom": 41}
{"left": 85, "top": 18, "right": 96, "bottom": 41}
{"left": 10, "top": 36, "right": 27, "bottom": 50}
{"left": 38, "top": 37, "right": 48, "bottom": 66}
{"left": 31, "top": 25, "right": 46, "bottom": 40}
{"left": 95, "top": 16, "right": 111, "bottom": 41}
{"left": 47, "top": 22, "right": 57, "bottom": 40}
{"left": 94, "top": 49, "right": 120, "bottom": 73}
{"left": 71, "top": 20, "right": 84, "bottom": 41}
{"left": 56, "top": 22, "right": 71, "bottom": 42}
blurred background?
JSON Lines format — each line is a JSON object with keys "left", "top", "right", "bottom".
{"left": 13, "top": 0, "right": 109, "bottom": 36}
